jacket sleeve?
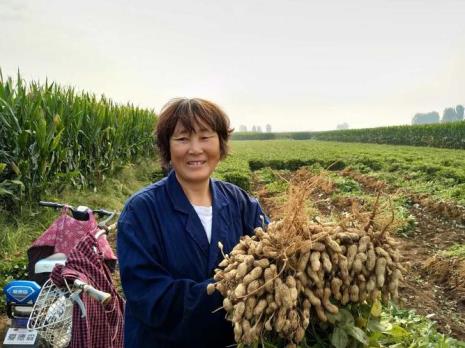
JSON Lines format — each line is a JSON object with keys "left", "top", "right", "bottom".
{"left": 117, "top": 203, "right": 229, "bottom": 343}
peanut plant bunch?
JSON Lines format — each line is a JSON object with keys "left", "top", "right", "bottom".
{"left": 207, "top": 179, "right": 405, "bottom": 347}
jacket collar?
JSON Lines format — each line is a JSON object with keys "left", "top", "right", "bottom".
{"left": 165, "top": 170, "right": 228, "bottom": 213}
{"left": 166, "top": 170, "right": 229, "bottom": 271}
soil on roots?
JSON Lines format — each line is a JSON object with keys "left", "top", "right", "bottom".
{"left": 252, "top": 169, "right": 465, "bottom": 340}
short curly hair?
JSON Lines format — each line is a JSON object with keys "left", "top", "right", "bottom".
{"left": 155, "top": 98, "right": 233, "bottom": 169}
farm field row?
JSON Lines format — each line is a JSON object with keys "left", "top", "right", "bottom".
{"left": 217, "top": 140, "right": 465, "bottom": 207}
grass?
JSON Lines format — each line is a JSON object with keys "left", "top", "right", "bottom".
{"left": 0, "top": 159, "right": 161, "bottom": 261}
{"left": 0, "top": 157, "right": 161, "bottom": 313}
{"left": 441, "top": 244, "right": 465, "bottom": 259}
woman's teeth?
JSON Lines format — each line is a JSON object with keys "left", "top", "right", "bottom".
{"left": 188, "top": 161, "right": 205, "bottom": 166}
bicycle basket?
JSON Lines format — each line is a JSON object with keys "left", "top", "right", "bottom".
{"left": 27, "top": 278, "right": 73, "bottom": 348}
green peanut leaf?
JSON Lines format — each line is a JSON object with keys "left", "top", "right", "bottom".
{"left": 330, "top": 327, "right": 348, "bottom": 348}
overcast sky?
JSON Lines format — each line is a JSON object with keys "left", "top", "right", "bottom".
{"left": 1, "top": 0, "right": 464, "bottom": 131}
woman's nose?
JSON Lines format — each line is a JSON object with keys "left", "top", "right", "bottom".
{"left": 188, "top": 138, "right": 203, "bottom": 154}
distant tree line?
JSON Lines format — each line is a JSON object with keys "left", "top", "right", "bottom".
{"left": 412, "top": 105, "right": 464, "bottom": 125}
{"left": 232, "top": 122, "right": 465, "bottom": 149}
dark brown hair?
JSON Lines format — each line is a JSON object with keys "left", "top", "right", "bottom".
{"left": 155, "top": 98, "right": 233, "bottom": 168}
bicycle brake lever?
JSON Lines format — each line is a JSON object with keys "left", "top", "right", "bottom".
{"left": 70, "top": 292, "right": 86, "bottom": 318}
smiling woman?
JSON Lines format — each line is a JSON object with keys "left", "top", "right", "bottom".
{"left": 169, "top": 122, "right": 221, "bottom": 204}
{"left": 157, "top": 98, "right": 232, "bottom": 204}
{"left": 117, "top": 98, "right": 269, "bottom": 348}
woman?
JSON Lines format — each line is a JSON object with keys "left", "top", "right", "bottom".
{"left": 117, "top": 98, "right": 269, "bottom": 347}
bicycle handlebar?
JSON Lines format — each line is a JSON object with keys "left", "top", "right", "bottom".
{"left": 39, "top": 201, "right": 64, "bottom": 209}
{"left": 73, "top": 279, "right": 112, "bottom": 305}
{"left": 39, "top": 201, "right": 117, "bottom": 226}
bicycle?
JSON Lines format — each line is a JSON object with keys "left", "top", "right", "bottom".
{"left": 2, "top": 201, "right": 124, "bottom": 348}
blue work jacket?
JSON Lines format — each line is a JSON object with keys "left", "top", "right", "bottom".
{"left": 117, "top": 170, "right": 269, "bottom": 348}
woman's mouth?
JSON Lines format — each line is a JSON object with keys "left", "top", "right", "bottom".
{"left": 187, "top": 160, "right": 206, "bottom": 167}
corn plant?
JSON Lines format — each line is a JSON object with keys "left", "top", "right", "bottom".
{"left": 0, "top": 69, "right": 156, "bottom": 209}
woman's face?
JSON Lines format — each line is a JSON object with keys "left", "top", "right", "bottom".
{"left": 169, "top": 121, "right": 221, "bottom": 186}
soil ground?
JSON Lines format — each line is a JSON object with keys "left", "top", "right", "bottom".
{"left": 398, "top": 204, "right": 465, "bottom": 340}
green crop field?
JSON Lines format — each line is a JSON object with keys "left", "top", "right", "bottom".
{"left": 217, "top": 140, "right": 465, "bottom": 206}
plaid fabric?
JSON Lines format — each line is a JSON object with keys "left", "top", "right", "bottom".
{"left": 30, "top": 208, "right": 116, "bottom": 261}
{"left": 51, "top": 234, "right": 124, "bottom": 348}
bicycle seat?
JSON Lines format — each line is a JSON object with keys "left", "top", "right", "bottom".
{"left": 34, "top": 253, "right": 67, "bottom": 274}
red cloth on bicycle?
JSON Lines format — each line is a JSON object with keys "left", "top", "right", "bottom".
{"left": 30, "top": 208, "right": 116, "bottom": 260}
{"left": 51, "top": 234, "right": 124, "bottom": 348}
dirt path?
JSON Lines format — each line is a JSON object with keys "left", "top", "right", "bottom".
{"left": 252, "top": 170, "right": 465, "bottom": 340}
